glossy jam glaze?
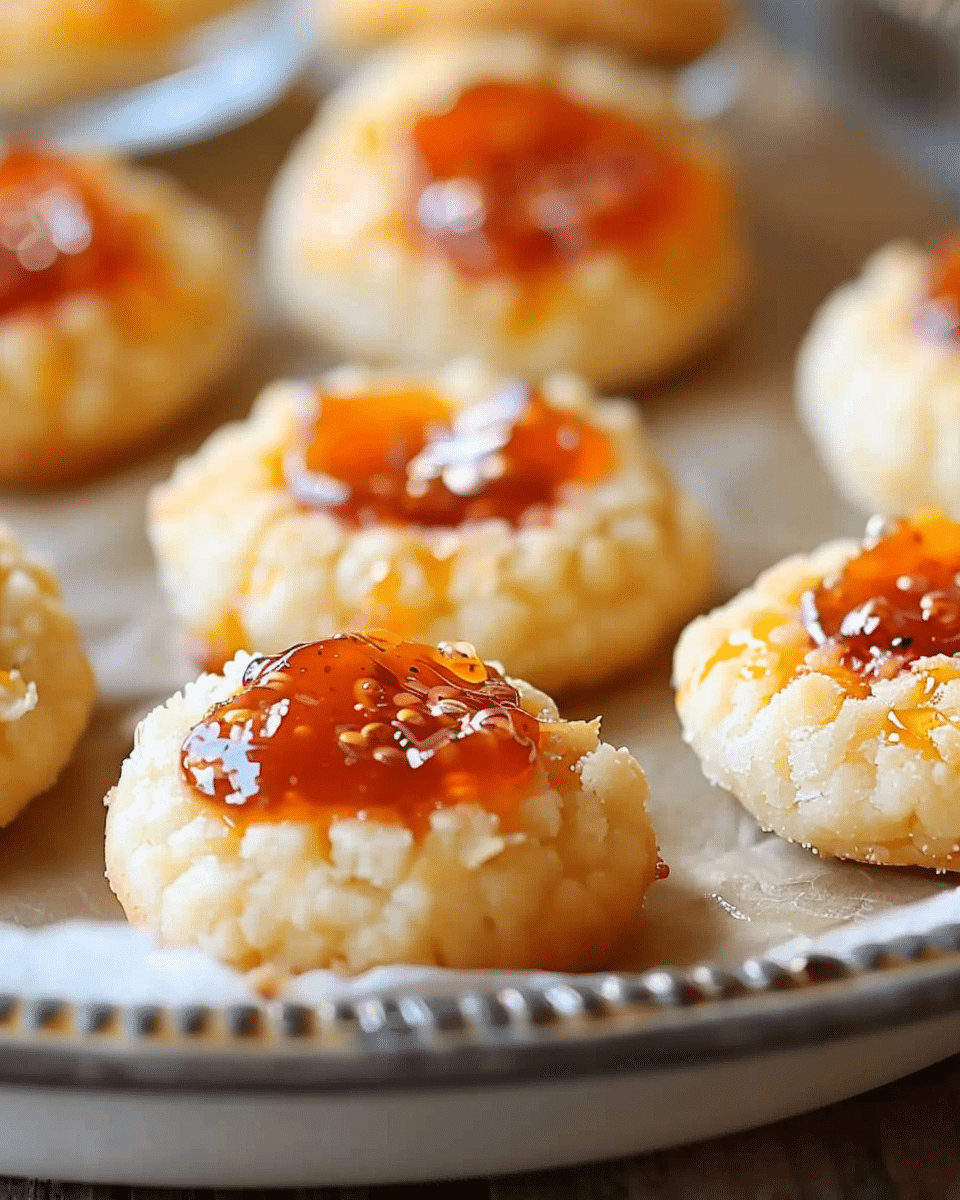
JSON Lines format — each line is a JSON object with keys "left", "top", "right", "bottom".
{"left": 801, "top": 510, "right": 960, "bottom": 680}
{"left": 410, "top": 80, "right": 706, "bottom": 279}
{"left": 686, "top": 515, "right": 960, "bottom": 760}
{"left": 180, "top": 632, "right": 542, "bottom": 836}
{"left": 0, "top": 144, "right": 142, "bottom": 319}
{"left": 284, "top": 380, "right": 614, "bottom": 528}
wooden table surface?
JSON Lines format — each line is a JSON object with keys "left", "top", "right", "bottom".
{"left": 6, "top": 1052, "right": 960, "bottom": 1200}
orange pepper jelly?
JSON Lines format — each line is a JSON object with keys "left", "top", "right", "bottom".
{"left": 284, "top": 381, "right": 614, "bottom": 527}
{"left": 800, "top": 511, "right": 960, "bottom": 680}
{"left": 409, "top": 80, "right": 706, "bottom": 278}
{"left": 180, "top": 633, "right": 542, "bottom": 836}
{"left": 0, "top": 144, "right": 142, "bottom": 320}
{"left": 918, "top": 234, "right": 960, "bottom": 345}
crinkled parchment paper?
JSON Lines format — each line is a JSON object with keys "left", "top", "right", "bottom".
{"left": 0, "top": 40, "right": 958, "bottom": 1005}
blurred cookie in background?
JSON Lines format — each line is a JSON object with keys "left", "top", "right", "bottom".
{"left": 798, "top": 237, "right": 960, "bottom": 519}
{"left": 263, "top": 35, "right": 749, "bottom": 388}
{"left": 0, "top": 142, "right": 248, "bottom": 486}
{"left": 314, "top": 0, "right": 733, "bottom": 65}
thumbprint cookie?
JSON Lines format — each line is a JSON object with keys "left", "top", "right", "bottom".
{"left": 675, "top": 508, "right": 960, "bottom": 871}
{"left": 104, "top": 633, "right": 660, "bottom": 973}
{"left": 0, "top": 0, "right": 250, "bottom": 110}
{"left": 148, "top": 361, "right": 715, "bottom": 695}
{"left": 0, "top": 142, "right": 247, "bottom": 486}
{"left": 316, "top": 0, "right": 732, "bottom": 65}
{"left": 0, "top": 523, "right": 95, "bottom": 826}
{"left": 262, "top": 35, "right": 748, "bottom": 389}
{"left": 798, "top": 238, "right": 960, "bottom": 519}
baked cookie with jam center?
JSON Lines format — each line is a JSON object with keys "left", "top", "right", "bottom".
{"left": 799, "top": 235, "right": 960, "bottom": 518}
{"left": 105, "top": 632, "right": 659, "bottom": 973}
{"left": 263, "top": 35, "right": 747, "bottom": 388}
{"left": 0, "top": 522, "right": 95, "bottom": 826}
{"left": 149, "top": 360, "right": 714, "bottom": 694}
{"left": 675, "top": 508, "right": 960, "bottom": 870}
{"left": 0, "top": 142, "right": 247, "bottom": 485}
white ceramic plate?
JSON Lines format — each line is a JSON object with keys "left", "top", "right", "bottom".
{"left": 0, "top": 22, "right": 955, "bottom": 1188}
{"left": 0, "top": 930, "right": 959, "bottom": 1184}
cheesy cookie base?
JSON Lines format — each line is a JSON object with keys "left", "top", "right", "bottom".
{"left": 0, "top": 0, "right": 249, "bottom": 110}
{"left": 0, "top": 155, "right": 247, "bottom": 487}
{"left": 262, "top": 35, "right": 748, "bottom": 390}
{"left": 675, "top": 539, "right": 960, "bottom": 871}
{"left": 104, "top": 653, "right": 658, "bottom": 973}
{"left": 0, "top": 524, "right": 95, "bottom": 826}
{"left": 148, "top": 361, "right": 715, "bottom": 695}
{"left": 797, "top": 242, "right": 960, "bottom": 519}
{"left": 315, "top": 0, "right": 732, "bottom": 65}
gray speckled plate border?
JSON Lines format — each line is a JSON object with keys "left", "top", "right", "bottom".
{"left": 2, "top": 927, "right": 960, "bottom": 1093}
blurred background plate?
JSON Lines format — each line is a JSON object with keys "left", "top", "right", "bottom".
{"left": 2, "top": 0, "right": 312, "bottom": 155}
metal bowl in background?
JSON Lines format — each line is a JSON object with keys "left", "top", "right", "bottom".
{"left": 2, "top": 0, "right": 312, "bottom": 155}
{"left": 749, "top": 0, "right": 960, "bottom": 202}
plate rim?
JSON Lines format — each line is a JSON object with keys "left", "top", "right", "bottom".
{"left": 1, "top": 923, "right": 959, "bottom": 1093}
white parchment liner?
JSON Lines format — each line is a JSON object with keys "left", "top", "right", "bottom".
{"left": 0, "top": 42, "right": 958, "bottom": 1007}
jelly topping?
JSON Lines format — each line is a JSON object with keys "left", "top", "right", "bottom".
{"left": 919, "top": 234, "right": 960, "bottom": 345}
{"left": 284, "top": 381, "right": 613, "bottom": 527}
{"left": 0, "top": 144, "right": 141, "bottom": 319}
{"left": 180, "top": 632, "right": 541, "bottom": 835}
{"left": 801, "top": 510, "right": 960, "bottom": 678}
{"left": 410, "top": 80, "right": 694, "bottom": 278}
